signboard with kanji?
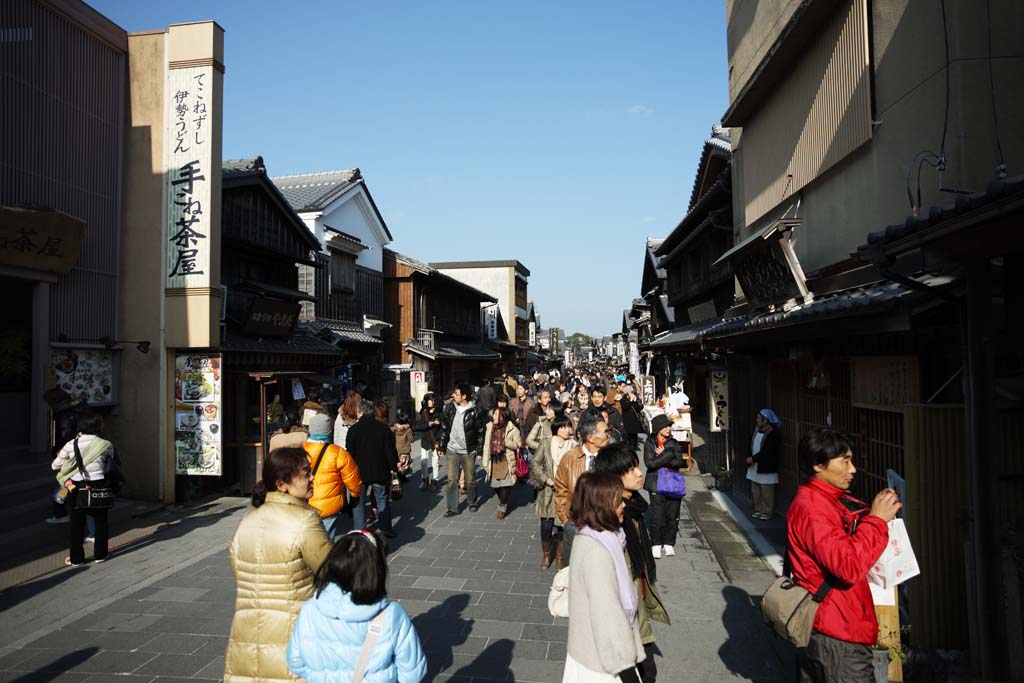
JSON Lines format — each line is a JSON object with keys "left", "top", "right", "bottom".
{"left": 0, "top": 207, "right": 83, "bottom": 273}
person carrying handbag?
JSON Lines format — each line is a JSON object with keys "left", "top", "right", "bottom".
{"left": 51, "top": 412, "right": 114, "bottom": 567}
{"left": 642, "top": 415, "right": 686, "bottom": 560}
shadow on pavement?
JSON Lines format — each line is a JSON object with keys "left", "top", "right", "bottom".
{"left": 0, "top": 504, "right": 238, "bottom": 613}
{"left": 7, "top": 646, "right": 98, "bottom": 682}
{"left": 718, "top": 585, "right": 795, "bottom": 682}
{"left": 413, "top": 593, "right": 473, "bottom": 679}
{"left": 452, "top": 638, "right": 514, "bottom": 681}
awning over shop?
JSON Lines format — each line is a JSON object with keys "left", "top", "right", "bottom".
{"left": 646, "top": 319, "right": 724, "bottom": 350}
{"left": 222, "top": 328, "right": 345, "bottom": 356}
{"left": 701, "top": 274, "right": 954, "bottom": 343}
{"left": 239, "top": 279, "right": 316, "bottom": 302}
{"left": 405, "top": 340, "right": 501, "bottom": 361}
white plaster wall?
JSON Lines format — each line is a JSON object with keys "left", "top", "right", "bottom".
{"left": 437, "top": 266, "right": 512, "bottom": 340}
{"left": 313, "top": 191, "right": 387, "bottom": 271}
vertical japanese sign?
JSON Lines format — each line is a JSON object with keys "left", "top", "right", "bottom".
{"left": 166, "top": 65, "right": 214, "bottom": 288}
{"left": 629, "top": 341, "right": 639, "bottom": 377}
{"left": 709, "top": 366, "right": 729, "bottom": 432}
{"left": 174, "top": 354, "right": 222, "bottom": 475}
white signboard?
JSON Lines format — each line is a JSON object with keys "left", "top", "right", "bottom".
{"left": 174, "top": 354, "right": 222, "bottom": 476}
{"left": 528, "top": 321, "right": 536, "bottom": 347}
{"left": 629, "top": 342, "right": 639, "bottom": 376}
{"left": 166, "top": 65, "right": 214, "bottom": 289}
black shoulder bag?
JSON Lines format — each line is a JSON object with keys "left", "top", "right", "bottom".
{"left": 72, "top": 439, "right": 115, "bottom": 510}
{"left": 309, "top": 442, "right": 331, "bottom": 498}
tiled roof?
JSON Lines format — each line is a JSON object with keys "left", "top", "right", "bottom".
{"left": 657, "top": 164, "right": 732, "bottom": 258}
{"left": 645, "top": 238, "right": 667, "bottom": 280}
{"left": 647, "top": 319, "right": 722, "bottom": 349}
{"left": 222, "top": 328, "right": 344, "bottom": 356}
{"left": 304, "top": 319, "right": 381, "bottom": 346}
{"left": 858, "top": 175, "right": 1024, "bottom": 253}
{"left": 405, "top": 340, "right": 501, "bottom": 361}
{"left": 223, "top": 157, "right": 266, "bottom": 177}
{"left": 271, "top": 169, "right": 362, "bottom": 212}
{"left": 701, "top": 275, "right": 952, "bottom": 341}
{"left": 688, "top": 124, "right": 732, "bottom": 212}
{"left": 325, "top": 228, "right": 368, "bottom": 249}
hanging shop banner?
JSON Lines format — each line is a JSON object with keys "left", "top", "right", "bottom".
{"left": 640, "top": 375, "right": 657, "bottom": 406}
{"left": 49, "top": 349, "right": 115, "bottom": 405}
{"left": 174, "top": 354, "right": 222, "bottom": 476}
{"left": 629, "top": 342, "right": 640, "bottom": 377}
{"left": 709, "top": 366, "right": 729, "bottom": 432}
{"left": 166, "top": 65, "right": 214, "bottom": 289}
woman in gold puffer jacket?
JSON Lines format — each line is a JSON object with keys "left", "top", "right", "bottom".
{"left": 225, "top": 447, "right": 334, "bottom": 683}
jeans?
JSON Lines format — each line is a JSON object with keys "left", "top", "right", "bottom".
{"left": 68, "top": 488, "right": 108, "bottom": 564}
{"left": 648, "top": 493, "right": 681, "bottom": 547}
{"left": 419, "top": 440, "right": 440, "bottom": 481}
{"left": 561, "top": 520, "right": 576, "bottom": 564}
{"left": 446, "top": 451, "right": 476, "bottom": 512}
{"left": 322, "top": 511, "right": 342, "bottom": 540}
{"left": 352, "top": 483, "right": 392, "bottom": 532}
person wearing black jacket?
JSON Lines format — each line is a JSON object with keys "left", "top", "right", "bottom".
{"left": 643, "top": 414, "right": 687, "bottom": 559}
{"left": 346, "top": 399, "right": 399, "bottom": 536}
{"left": 617, "top": 380, "right": 646, "bottom": 452}
{"left": 745, "top": 408, "right": 782, "bottom": 519}
{"left": 415, "top": 393, "right": 443, "bottom": 492}
{"left": 437, "top": 383, "right": 486, "bottom": 517}
{"left": 590, "top": 385, "right": 624, "bottom": 439}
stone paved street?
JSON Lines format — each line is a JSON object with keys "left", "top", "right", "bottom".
{"left": 0, "top": 452, "right": 792, "bottom": 682}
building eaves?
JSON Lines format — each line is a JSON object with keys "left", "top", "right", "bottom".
{"left": 430, "top": 260, "right": 531, "bottom": 277}
{"left": 385, "top": 249, "right": 497, "bottom": 302}
{"left": 270, "top": 168, "right": 362, "bottom": 212}
{"left": 657, "top": 163, "right": 732, "bottom": 258}
{"left": 222, "top": 156, "right": 321, "bottom": 253}
{"left": 856, "top": 175, "right": 1024, "bottom": 256}
{"left": 688, "top": 125, "right": 733, "bottom": 211}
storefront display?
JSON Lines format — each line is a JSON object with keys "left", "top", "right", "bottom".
{"left": 49, "top": 349, "right": 115, "bottom": 405}
{"left": 174, "top": 353, "right": 222, "bottom": 476}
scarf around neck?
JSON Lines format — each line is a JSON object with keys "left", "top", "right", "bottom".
{"left": 578, "top": 526, "right": 638, "bottom": 627}
{"left": 623, "top": 494, "right": 656, "bottom": 584}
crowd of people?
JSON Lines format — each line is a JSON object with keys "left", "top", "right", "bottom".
{"left": 47, "top": 362, "right": 903, "bottom": 683}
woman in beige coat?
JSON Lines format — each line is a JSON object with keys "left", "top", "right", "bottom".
{"left": 481, "top": 408, "right": 521, "bottom": 520}
{"left": 530, "top": 413, "right": 577, "bottom": 570}
{"left": 225, "top": 447, "right": 334, "bottom": 683}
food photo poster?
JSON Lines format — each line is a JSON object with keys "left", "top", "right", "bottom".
{"left": 174, "top": 354, "right": 222, "bottom": 476}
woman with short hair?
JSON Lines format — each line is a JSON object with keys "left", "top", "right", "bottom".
{"left": 52, "top": 412, "right": 114, "bottom": 567}
{"left": 563, "top": 470, "right": 645, "bottom": 683}
{"left": 224, "top": 448, "right": 333, "bottom": 683}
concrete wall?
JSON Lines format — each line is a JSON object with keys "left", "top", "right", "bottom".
{"left": 725, "top": 0, "right": 801, "bottom": 101}
{"left": 436, "top": 266, "right": 515, "bottom": 342}
{"left": 731, "top": 0, "right": 1024, "bottom": 275}
{"left": 115, "top": 30, "right": 166, "bottom": 500}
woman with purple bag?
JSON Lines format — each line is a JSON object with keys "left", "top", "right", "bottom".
{"left": 642, "top": 414, "right": 687, "bottom": 559}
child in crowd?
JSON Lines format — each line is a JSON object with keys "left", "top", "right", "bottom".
{"left": 287, "top": 530, "right": 427, "bottom": 683}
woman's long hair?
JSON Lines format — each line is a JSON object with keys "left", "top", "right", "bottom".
{"left": 339, "top": 391, "right": 361, "bottom": 421}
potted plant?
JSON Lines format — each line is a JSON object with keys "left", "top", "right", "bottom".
{"left": 872, "top": 628, "right": 905, "bottom": 683}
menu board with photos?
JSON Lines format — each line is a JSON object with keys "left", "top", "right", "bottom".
{"left": 49, "top": 349, "right": 115, "bottom": 405}
{"left": 174, "top": 354, "right": 222, "bottom": 476}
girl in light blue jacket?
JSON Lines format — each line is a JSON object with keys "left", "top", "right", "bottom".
{"left": 287, "top": 530, "right": 427, "bottom": 683}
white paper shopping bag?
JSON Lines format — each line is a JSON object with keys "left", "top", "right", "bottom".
{"left": 868, "top": 518, "right": 920, "bottom": 589}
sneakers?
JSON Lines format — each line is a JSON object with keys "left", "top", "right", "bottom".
{"left": 84, "top": 536, "right": 95, "bottom": 544}
{"left": 652, "top": 545, "right": 662, "bottom": 559}
{"left": 64, "top": 557, "right": 87, "bottom": 567}
{"left": 443, "top": 509, "right": 460, "bottom": 518}
{"left": 46, "top": 516, "right": 69, "bottom": 525}
{"left": 95, "top": 553, "right": 111, "bottom": 563}
{"left": 752, "top": 512, "right": 771, "bottom": 520}
{"left": 468, "top": 500, "right": 481, "bottom": 513}
{"left": 662, "top": 545, "right": 676, "bottom": 557}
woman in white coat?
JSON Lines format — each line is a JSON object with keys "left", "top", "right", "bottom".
{"left": 563, "top": 470, "right": 645, "bottom": 683}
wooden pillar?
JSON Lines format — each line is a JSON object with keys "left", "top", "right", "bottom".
{"left": 962, "top": 258, "right": 1000, "bottom": 678}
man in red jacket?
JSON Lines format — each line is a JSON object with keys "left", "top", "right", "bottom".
{"left": 787, "top": 428, "right": 902, "bottom": 682}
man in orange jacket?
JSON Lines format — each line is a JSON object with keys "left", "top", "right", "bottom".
{"left": 303, "top": 413, "right": 361, "bottom": 539}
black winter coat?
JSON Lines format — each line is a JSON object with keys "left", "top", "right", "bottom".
{"left": 415, "top": 407, "right": 443, "bottom": 450}
{"left": 345, "top": 415, "right": 399, "bottom": 485}
{"left": 619, "top": 394, "right": 645, "bottom": 435}
{"left": 642, "top": 436, "right": 686, "bottom": 493}
{"left": 437, "top": 402, "right": 485, "bottom": 455}
{"left": 751, "top": 428, "right": 781, "bottom": 474}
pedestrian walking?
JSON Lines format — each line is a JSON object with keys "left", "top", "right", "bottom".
{"left": 346, "top": 399, "right": 400, "bottom": 538}
{"left": 52, "top": 412, "right": 113, "bottom": 566}
{"left": 562, "top": 471, "right": 645, "bottom": 683}
{"left": 224, "top": 448, "right": 333, "bottom": 683}
{"left": 509, "top": 383, "right": 537, "bottom": 436}
{"left": 437, "top": 383, "right": 485, "bottom": 517}
{"left": 594, "top": 443, "right": 669, "bottom": 683}
{"left": 269, "top": 410, "right": 309, "bottom": 452}
{"left": 526, "top": 391, "right": 555, "bottom": 450}
{"left": 334, "top": 390, "right": 361, "bottom": 449}
{"left": 303, "top": 413, "right": 362, "bottom": 540}
{"left": 415, "top": 393, "right": 443, "bottom": 492}
{"left": 590, "top": 386, "right": 624, "bottom": 441}
{"left": 746, "top": 408, "right": 782, "bottom": 519}
{"left": 286, "top": 529, "right": 428, "bottom": 683}
{"left": 531, "top": 414, "right": 576, "bottom": 569}
{"left": 643, "top": 414, "right": 687, "bottom": 559}
{"left": 787, "top": 428, "right": 900, "bottom": 682}
{"left": 555, "top": 415, "right": 610, "bottom": 565}
{"left": 482, "top": 407, "right": 521, "bottom": 520}
{"left": 393, "top": 408, "right": 414, "bottom": 479}
{"left": 617, "top": 379, "right": 645, "bottom": 453}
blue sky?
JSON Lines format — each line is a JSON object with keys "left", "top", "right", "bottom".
{"left": 91, "top": 1, "right": 729, "bottom": 337}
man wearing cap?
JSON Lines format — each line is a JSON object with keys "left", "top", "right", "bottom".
{"left": 304, "top": 413, "right": 362, "bottom": 539}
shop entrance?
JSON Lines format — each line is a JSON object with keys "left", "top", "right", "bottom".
{"left": 0, "top": 277, "right": 33, "bottom": 456}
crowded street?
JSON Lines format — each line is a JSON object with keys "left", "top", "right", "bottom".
{"left": 0, "top": 454, "right": 790, "bottom": 682}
